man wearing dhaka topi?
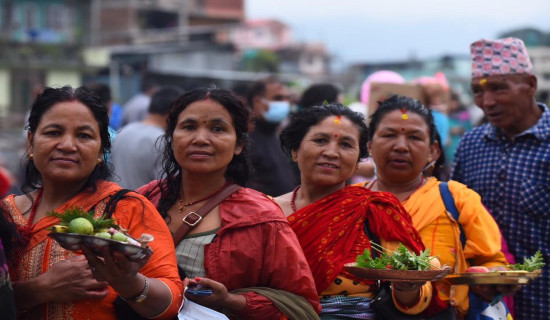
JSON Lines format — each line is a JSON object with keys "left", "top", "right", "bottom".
{"left": 452, "top": 37, "right": 550, "bottom": 319}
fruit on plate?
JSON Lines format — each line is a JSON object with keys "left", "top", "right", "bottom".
{"left": 94, "top": 232, "right": 112, "bottom": 239}
{"left": 111, "top": 232, "right": 128, "bottom": 243}
{"left": 464, "top": 251, "right": 545, "bottom": 274}
{"left": 68, "top": 217, "right": 94, "bottom": 235}
{"left": 429, "top": 257, "right": 441, "bottom": 270}
{"left": 48, "top": 207, "right": 154, "bottom": 249}
{"left": 48, "top": 207, "right": 130, "bottom": 243}
{"left": 51, "top": 225, "right": 69, "bottom": 233}
{"left": 466, "top": 266, "right": 489, "bottom": 273}
{"left": 48, "top": 207, "right": 118, "bottom": 233}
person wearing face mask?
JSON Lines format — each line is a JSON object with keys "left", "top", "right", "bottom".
{"left": 246, "top": 77, "right": 297, "bottom": 196}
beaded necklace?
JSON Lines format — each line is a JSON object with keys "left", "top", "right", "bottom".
{"left": 290, "top": 185, "right": 301, "bottom": 212}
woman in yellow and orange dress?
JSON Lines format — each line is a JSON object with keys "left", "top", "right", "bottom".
{"left": 360, "top": 95, "right": 512, "bottom": 318}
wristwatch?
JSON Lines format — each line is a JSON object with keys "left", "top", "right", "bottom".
{"left": 121, "top": 276, "right": 150, "bottom": 303}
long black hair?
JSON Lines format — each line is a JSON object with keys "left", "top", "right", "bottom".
{"left": 156, "top": 86, "right": 251, "bottom": 221}
{"left": 22, "top": 86, "right": 113, "bottom": 194}
{"left": 0, "top": 209, "right": 21, "bottom": 261}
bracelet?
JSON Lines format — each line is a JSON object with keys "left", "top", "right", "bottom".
{"left": 120, "top": 276, "right": 150, "bottom": 304}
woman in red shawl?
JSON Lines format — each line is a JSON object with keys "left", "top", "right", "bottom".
{"left": 274, "top": 104, "right": 437, "bottom": 319}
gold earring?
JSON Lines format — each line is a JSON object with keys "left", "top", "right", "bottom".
{"left": 97, "top": 158, "right": 103, "bottom": 164}
{"left": 28, "top": 153, "right": 34, "bottom": 160}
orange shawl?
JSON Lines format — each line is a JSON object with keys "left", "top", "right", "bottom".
{"left": 1, "top": 180, "right": 183, "bottom": 320}
{"left": 287, "top": 185, "right": 424, "bottom": 294}
{"left": 402, "top": 177, "right": 507, "bottom": 316}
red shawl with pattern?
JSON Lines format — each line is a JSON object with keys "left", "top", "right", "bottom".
{"left": 287, "top": 185, "right": 424, "bottom": 294}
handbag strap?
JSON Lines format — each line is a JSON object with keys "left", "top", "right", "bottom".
{"left": 439, "top": 182, "right": 466, "bottom": 247}
{"left": 172, "top": 184, "right": 242, "bottom": 246}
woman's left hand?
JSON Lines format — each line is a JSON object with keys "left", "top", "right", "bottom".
{"left": 184, "top": 277, "right": 246, "bottom": 312}
{"left": 468, "top": 266, "right": 521, "bottom": 304}
{"left": 81, "top": 244, "right": 151, "bottom": 296}
{"left": 470, "top": 284, "right": 521, "bottom": 304}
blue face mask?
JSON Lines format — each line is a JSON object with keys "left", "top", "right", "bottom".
{"left": 262, "top": 100, "right": 290, "bottom": 123}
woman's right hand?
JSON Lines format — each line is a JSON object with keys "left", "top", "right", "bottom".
{"left": 41, "top": 255, "right": 109, "bottom": 303}
{"left": 185, "top": 277, "right": 246, "bottom": 312}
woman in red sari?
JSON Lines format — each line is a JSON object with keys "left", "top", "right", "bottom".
{"left": 1, "top": 86, "right": 182, "bottom": 319}
{"left": 274, "top": 104, "right": 440, "bottom": 319}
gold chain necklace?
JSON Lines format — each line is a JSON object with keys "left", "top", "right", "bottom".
{"left": 178, "top": 183, "right": 228, "bottom": 213}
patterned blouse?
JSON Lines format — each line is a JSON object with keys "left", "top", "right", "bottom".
{"left": 176, "top": 229, "right": 218, "bottom": 279}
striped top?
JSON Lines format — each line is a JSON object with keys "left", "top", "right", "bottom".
{"left": 176, "top": 229, "right": 219, "bottom": 279}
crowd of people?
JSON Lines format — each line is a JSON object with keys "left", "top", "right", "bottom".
{"left": 0, "top": 37, "right": 547, "bottom": 320}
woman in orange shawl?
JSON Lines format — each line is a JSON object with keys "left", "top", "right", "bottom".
{"left": 0, "top": 86, "right": 182, "bottom": 319}
{"left": 274, "top": 104, "right": 439, "bottom": 319}
{"left": 361, "top": 95, "right": 513, "bottom": 319}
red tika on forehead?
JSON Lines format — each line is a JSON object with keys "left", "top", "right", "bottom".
{"left": 334, "top": 115, "right": 342, "bottom": 125}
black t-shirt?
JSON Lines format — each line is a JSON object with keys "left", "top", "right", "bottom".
{"left": 248, "top": 120, "right": 297, "bottom": 197}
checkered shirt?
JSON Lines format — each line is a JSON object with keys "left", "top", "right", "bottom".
{"left": 451, "top": 103, "right": 550, "bottom": 320}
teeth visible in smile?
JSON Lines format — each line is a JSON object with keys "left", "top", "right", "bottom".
{"left": 319, "top": 163, "right": 337, "bottom": 168}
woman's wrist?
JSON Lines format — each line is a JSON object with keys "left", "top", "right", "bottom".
{"left": 221, "top": 293, "right": 247, "bottom": 312}
{"left": 393, "top": 285, "right": 421, "bottom": 307}
{"left": 113, "top": 273, "right": 146, "bottom": 300}
{"left": 120, "top": 275, "right": 150, "bottom": 303}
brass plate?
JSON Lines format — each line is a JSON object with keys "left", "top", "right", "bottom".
{"left": 444, "top": 270, "right": 542, "bottom": 285}
{"left": 344, "top": 262, "right": 452, "bottom": 282}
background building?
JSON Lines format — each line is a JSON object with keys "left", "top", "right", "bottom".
{"left": 0, "top": 0, "right": 94, "bottom": 120}
{"left": 500, "top": 28, "right": 550, "bottom": 102}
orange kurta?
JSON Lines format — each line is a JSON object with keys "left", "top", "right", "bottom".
{"left": 1, "top": 181, "right": 183, "bottom": 320}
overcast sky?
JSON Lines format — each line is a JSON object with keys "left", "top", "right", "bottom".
{"left": 246, "top": 0, "right": 550, "bottom": 67}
